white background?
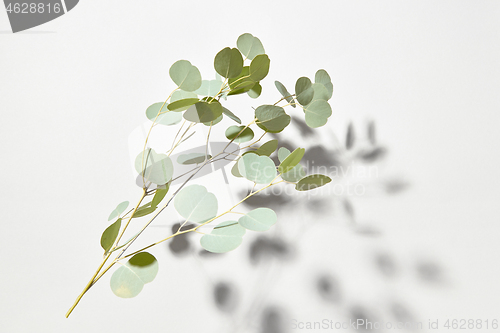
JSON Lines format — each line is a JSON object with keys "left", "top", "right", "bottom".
{"left": 1, "top": 0, "right": 499, "bottom": 332}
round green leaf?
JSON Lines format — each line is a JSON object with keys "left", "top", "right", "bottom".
{"left": 214, "top": 47, "right": 244, "bottom": 79}
{"left": 110, "top": 252, "right": 159, "bottom": 298}
{"left": 171, "top": 90, "right": 197, "bottom": 103}
{"left": 249, "top": 54, "right": 270, "bottom": 81}
{"left": 231, "top": 159, "right": 243, "bottom": 178}
{"left": 238, "top": 207, "right": 277, "bottom": 231}
{"left": 309, "top": 83, "right": 330, "bottom": 102}
{"left": 177, "top": 153, "right": 211, "bottom": 165}
{"left": 228, "top": 66, "right": 254, "bottom": 91}
{"left": 295, "top": 174, "right": 332, "bottom": 191}
{"left": 184, "top": 101, "right": 223, "bottom": 123}
{"left": 146, "top": 102, "right": 182, "bottom": 126}
{"left": 167, "top": 98, "right": 199, "bottom": 112}
{"left": 169, "top": 60, "right": 202, "bottom": 92}
{"left": 108, "top": 201, "right": 129, "bottom": 221}
{"left": 275, "top": 81, "right": 296, "bottom": 108}
{"left": 315, "top": 69, "right": 333, "bottom": 99}
{"left": 222, "top": 107, "right": 241, "bottom": 124}
{"left": 277, "top": 147, "right": 291, "bottom": 162}
{"left": 295, "top": 77, "right": 314, "bottom": 105}
{"left": 238, "top": 154, "right": 276, "bottom": 184}
{"left": 101, "top": 218, "right": 122, "bottom": 253}
{"left": 203, "top": 113, "right": 223, "bottom": 126}
{"left": 225, "top": 125, "right": 254, "bottom": 143}
{"left": 236, "top": 33, "right": 265, "bottom": 60}
{"left": 247, "top": 82, "right": 262, "bottom": 99}
{"left": 174, "top": 185, "right": 218, "bottom": 223}
{"left": 134, "top": 148, "right": 174, "bottom": 186}
{"left": 194, "top": 80, "right": 225, "bottom": 97}
{"left": 200, "top": 221, "right": 246, "bottom": 253}
{"left": 255, "top": 105, "right": 291, "bottom": 133}
{"left": 278, "top": 147, "right": 305, "bottom": 174}
{"left": 303, "top": 99, "right": 332, "bottom": 128}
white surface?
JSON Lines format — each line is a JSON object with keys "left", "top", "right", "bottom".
{"left": 1, "top": 0, "right": 499, "bottom": 332}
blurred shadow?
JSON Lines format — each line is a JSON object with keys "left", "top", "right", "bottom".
{"left": 292, "top": 116, "right": 316, "bottom": 138}
{"left": 374, "top": 253, "right": 398, "bottom": 278}
{"left": 316, "top": 274, "right": 342, "bottom": 303}
{"left": 350, "top": 305, "right": 376, "bottom": 331}
{"left": 261, "top": 306, "right": 288, "bottom": 333}
{"left": 249, "top": 236, "right": 294, "bottom": 265}
{"left": 241, "top": 191, "right": 292, "bottom": 210}
{"left": 168, "top": 223, "right": 195, "bottom": 256}
{"left": 213, "top": 281, "right": 239, "bottom": 313}
{"left": 416, "top": 260, "right": 445, "bottom": 284}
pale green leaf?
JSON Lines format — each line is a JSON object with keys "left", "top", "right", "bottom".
{"left": 174, "top": 185, "right": 218, "bottom": 223}
{"left": 110, "top": 252, "right": 159, "bottom": 298}
{"left": 308, "top": 83, "right": 330, "bottom": 102}
{"left": 315, "top": 69, "right": 333, "bottom": 99}
{"left": 255, "top": 105, "right": 290, "bottom": 133}
{"left": 278, "top": 147, "right": 305, "bottom": 174}
{"left": 171, "top": 90, "right": 197, "bottom": 103}
{"left": 249, "top": 54, "right": 270, "bottom": 81}
{"left": 101, "top": 218, "right": 122, "bottom": 253}
{"left": 238, "top": 154, "right": 276, "bottom": 184}
{"left": 277, "top": 147, "right": 291, "bottom": 162}
{"left": 194, "top": 80, "right": 225, "bottom": 97}
{"left": 184, "top": 101, "right": 223, "bottom": 123}
{"left": 146, "top": 102, "right": 182, "bottom": 126}
{"left": 295, "top": 174, "right": 332, "bottom": 191}
{"left": 225, "top": 125, "right": 254, "bottom": 143}
{"left": 134, "top": 148, "right": 174, "bottom": 186}
{"left": 282, "top": 164, "right": 306, "bottom": 183}
{"left": 200, "top": 221, "right": 246, "bottom": 253}
{"left": 236, "top": 33, "right": 265, "bottom": 60}
{"left": 108, "top": 201, "right": 129, "bottom": 221}
{"left": 203, "top": 113, "right": 223, "bottom": 126}
{"left": 238, "top": 208, "right": 277, "bottom": 231}
{"left": 214, "top": 47, "right": 244, "bottom": 79}
{"left": 302, "top": 99, "right": 332, "bottom": 128}
{"left": 169, "top": 60, "right": 202, "bottom": 92}
{"left": 295, "top": 77, "right": 314, "bottom": 105}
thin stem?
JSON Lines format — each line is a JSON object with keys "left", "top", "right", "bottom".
{"left": 273, "top": 94, "right": 295, "bottom": 106}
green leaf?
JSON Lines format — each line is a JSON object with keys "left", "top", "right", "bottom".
{"left": 249, "top": 54, "right": 270, "bottom": 81}
{"left": 134, "top": 148, "right": 174, "bottom": 186}
{"left": 295, "top": 174, "right": 332, "bottom": 191}
{"left": 238, "top": 208, "right": 277, "bottom": 232}
{"left": 177, "top": 153, "right": 211, "bottom": 165}
{"left": 255, "top": 105, "right": 291, "bottom": 133}
{"left": 278, "top": 147, "right": 305, "bottom": 174}
{"left": 315, "top": 69, "right": 333, "bottom": 99}
{"left": 146, "top": 102, "right": 182, "bottom": 126}
{"left": 225, "top": 125, "right": 254, "bottom": 143}
{"left": 231, "top": 159, "right": 243, "bottom": 178}
{"left": 308, "top": 83, "right": 330, "bottom": 102}
{"left": 214, "top": 47, "right": 244, "bottom": 79}
{"left": 203, "top": 113, "right": 223, "bottom": 126}
{"left": 238, "top": 154, "right": 276, "bottom": 184}
{"left": 171, "top": 90, "right": 197, "bottom": 103}
{"left": 254, "top": 139, "right": 278, "bottom": 156}
{"left": 282, "top": 164, "right": 306, "bottom": 183}
{"left": 100, "top": 218, "right": 122, "bottom": 253}
{"left": 236, "top": 33, "right": 265, "bottom": 60}
{"left": 247, "top": 82, "right": 262, "bottom": 99}
{"left": 108, "top": 201, "right": 129, "bottom": 221}
{"left": 228, "top": 66, "right": 255, "bottom": 93}
{"left": 295, "top": 77, "right": 314, "bottom": 105}
{"left": 184, "top": 101, "right": 223, "bottom": 123}
{"left": 110, "top": 252, "right": 159, "bottom": 298}
{"left": 152, "top": 184, "right": 169, "bottom": 208}
{"left": 174, "top": 185, "right": 218, "bottom": 223}
{"left": 274, "top": 81, "right": 295, "bottom": 108}
{"left": 133, "top": 203, "right": 156, "bottom": 218}
{"left": 194, "top": 80, "right": 224, "bottom": 97}
{"left": 200, "top": 221, "right": 246, "bottom": 253}
{"left": 302, "top": 99, "right": 332, "bottom": 128}
{"left": 277, "top": 147, "right": 291, "bottom": 162}
{"left": 167, "top": 98, "right": 199, "bottom": 112}
{"left": 222, "top": 107, "right": 241, "bottom": 124}
{"left": 169, "top": 60, "right": 202, "bottom": 92}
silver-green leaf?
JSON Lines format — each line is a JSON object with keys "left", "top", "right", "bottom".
{"left": 200, "top": 221, "right": 246, "bottom": 253}
{"left": 184, "top": 101, "right": 223, "bottom": 123}
{"left": 214, "top": 47, "right": 244, "bottom": 79}
{"left": 302, "top": 99, "right": 332, "bottom": 128}
{"left": 110, "top": 252, "right": 159, "bottom": 298}
{"left": 169, "top": 60, "right": 202, "bottom": 92}
{"left": 146, "top": 102, "right": 182, "bottom": 126}
{"left": 134, "top": 148, "right": 174, "bottom": 186}
{"left": 225, "top": 125, "right": 254, "bottom": 143}
{"left": 238, "top": 208, "right": 277, "bottom": 231}
{"left": 295, "top": 77, "right": 314, "bottom": 106}
{"left": 236, "top": 33, "right": 265, "bottom": 60}
{"left": 174, "top": 185, "right": 218, "bottom": 223}
{"left": 255, "top": 105, "right": 290, "bottom": 133}
{"left": 108, "top": 201, "right": 129, "bottom": 221}
{"left": 238, "top": 154, "right": 276, "bottom": 184}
